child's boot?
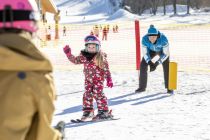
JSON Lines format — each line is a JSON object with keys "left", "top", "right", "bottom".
{"left": 81, "top": 109, "right": 94, "bottom": 121}
{"left": 92, "top": 110, "right": 113, "bottom": 121}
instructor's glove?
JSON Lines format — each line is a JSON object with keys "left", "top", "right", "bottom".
{"left": 106, "top": 77, "right": 113, "bottom": 88}
{"left": 63, "top": 45, "right": 71, "bottom": 57}
{"left": 148, "top": 60, "right": 153, "bottom": 66}
{"left": 148, "top": 60, "right": 159, "bottom": 72}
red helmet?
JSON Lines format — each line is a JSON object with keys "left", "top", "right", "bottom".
{"left": 0, "top": 0, "right": 39, "bottom": 33}
{"left": 84, "top": 35, "right": 101, "bottom": 52}
{"left": 84, "top": 35, "right": 101, "bottom": 46}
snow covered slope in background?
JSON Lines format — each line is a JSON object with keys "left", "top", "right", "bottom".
{"left": 48, "top": 0, "right": 210, "bottom": 24}
{"left": 53, "top": 0, "right": 126, "bottom": 24}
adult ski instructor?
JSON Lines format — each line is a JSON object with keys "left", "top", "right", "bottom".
{"left": 135, "top": 25, "right": 173, "bottom": 94}
{"left": 0, "top": 0, "right": 64, "bottom": 139}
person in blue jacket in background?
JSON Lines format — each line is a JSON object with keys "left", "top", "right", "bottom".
{"left": 135, "top": 25, "right": 173, "bottom": 94}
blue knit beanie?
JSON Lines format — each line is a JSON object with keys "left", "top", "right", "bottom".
{"left": 147, "top": 25, "right": 158, "bottom": 36}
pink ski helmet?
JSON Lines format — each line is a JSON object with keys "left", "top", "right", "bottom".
{"left": 84, "top": 35, "right": 101, "bottom": 51}
{"left": 0, "top": 0, "right": 39, "bottom": 33}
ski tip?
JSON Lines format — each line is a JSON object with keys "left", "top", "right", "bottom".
{"left": 109, "top": 109, "right": 112, "bottom": 114}
{"left": 71, "top": 119, "right": 84, "bottom": 123}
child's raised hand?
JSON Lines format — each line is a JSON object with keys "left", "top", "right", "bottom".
{"left": 63, "top": 45, "right": 71, "bottom": 55}
{"left": 106, "top": 77, "right": 113, "bottom": 88}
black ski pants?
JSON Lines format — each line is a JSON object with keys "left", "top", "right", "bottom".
{"left": 138, "top": 57, "right": 170, "bottom": 90}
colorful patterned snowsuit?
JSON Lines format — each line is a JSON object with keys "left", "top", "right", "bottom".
{"left": 67, "top": 51, "right": 112, "bottom": 111}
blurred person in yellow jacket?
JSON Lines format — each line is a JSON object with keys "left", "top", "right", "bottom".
{"left": 0, "top": 0, "right": 64, "bottom": 139}
{"left": 93, "top": 25, "right": 99, "bottom": 37}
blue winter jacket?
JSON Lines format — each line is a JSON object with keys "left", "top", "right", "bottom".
{"left": 142, "top": 32, "right": 169, "bottom": 64}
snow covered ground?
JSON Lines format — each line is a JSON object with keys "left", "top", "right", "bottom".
{"left": 38, "top": 0, "right": 210, "bottom": 140}
{"left": 52, "top": 70, "right": 210, "bottom": 140}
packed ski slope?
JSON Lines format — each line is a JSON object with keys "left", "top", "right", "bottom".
{"left": 39, "top": 0, "right": 210, "bottom": 140}
{"left": 52, "top": 70, "right": 210, "bottom": 140}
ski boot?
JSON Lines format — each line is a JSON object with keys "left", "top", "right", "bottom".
{"left": 55, "top": 121, "right": 65, "bottom": 140}
{"left": 135, "top": 88, "right": 146, "bottom": 93}
{"left": 81, "top": 109, "right": 94, "bottom": 121}
{"left": 167, "top": 89, "right": 174, "bottom": 94}
{"left": 92, "top": 110, "right": 113, "bottom": 121}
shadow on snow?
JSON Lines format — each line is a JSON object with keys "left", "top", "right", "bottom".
{"left": 56, "top": 92, "right": 172, "bottom": 116}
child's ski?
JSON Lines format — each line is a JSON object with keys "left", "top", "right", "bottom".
{"left": 70, "top": 109, "right": 120, "bottom": 123}
{"left": 70, "top": 117, "right": 120, "bottom": 123}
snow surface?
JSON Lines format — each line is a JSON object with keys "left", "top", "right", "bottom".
{"left": 52, "top": 70, "right": 210, "bottom": 140}
{"left": 38, "top": 0, "right": 210, "bottom": 140}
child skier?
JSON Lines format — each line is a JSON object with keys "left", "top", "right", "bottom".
{"left": 63, "top": 35, "right": 113, "bottom": 121}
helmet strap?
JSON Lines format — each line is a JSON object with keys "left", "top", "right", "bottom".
{"left": 96, "top": 44, "right": 99, "bottom": 51}
{"left": 0, "top": 8, "right": 36, "bottom": 23}
{"left": 3, "top": 5, "right": 13, "bottom": 28}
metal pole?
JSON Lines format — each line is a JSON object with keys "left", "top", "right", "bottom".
{"left": 38, "top": 0, "right": 41, "bottom": 12}
{"left": 38, "top": 0, "right": 42, "bottom": 20}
